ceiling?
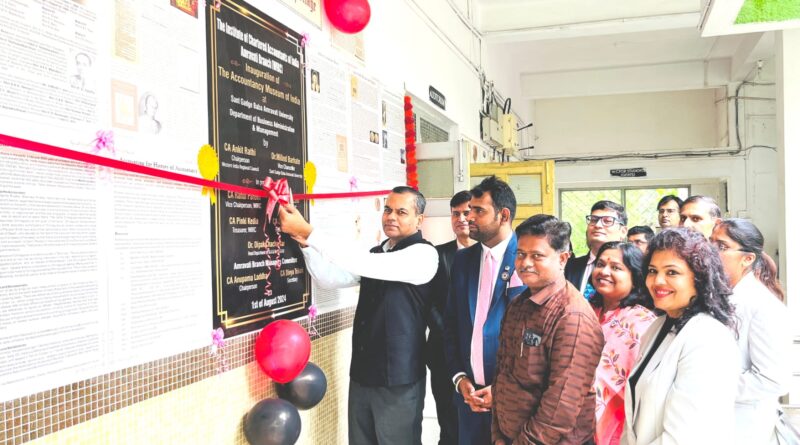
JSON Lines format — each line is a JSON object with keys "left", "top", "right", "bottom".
{"left": 474, "top": 0, "right": 701, "bottom": 36}
{"left": 464, "top": 0, "right": 773, "bottom": 105}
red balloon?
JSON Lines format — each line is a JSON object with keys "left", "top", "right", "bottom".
{"left": 254, "top": 320, "right": 311, "bottom": 383}
{"left": 325, "top": 0, "right": 371, "bottom": 34}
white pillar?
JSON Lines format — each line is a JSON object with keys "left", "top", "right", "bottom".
{"left": 776, "top": 29, "right": 800, "bottom": 403}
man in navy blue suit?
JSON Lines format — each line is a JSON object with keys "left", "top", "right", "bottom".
{"left": 443, "top": 176, "right": 525, "bottom": 445}
{"left": 427, "top": 190, "right": 475, "bottom": 445}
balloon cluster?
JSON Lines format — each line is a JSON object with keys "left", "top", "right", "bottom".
{"left": 243, "top": 320, "right": 328, "bottom": 445}
{"left": 324, "top": 0, "right": 371, "bottom": 34}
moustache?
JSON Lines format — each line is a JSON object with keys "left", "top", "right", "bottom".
{"left": 518, "top": 267, "right": 537, "bottom": 274}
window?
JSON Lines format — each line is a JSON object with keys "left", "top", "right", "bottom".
{"left": 419, "top": 117, "right": 449, "bottom": 143}
{"left": 559, "top": 186, "right": 689, "bottom": 256}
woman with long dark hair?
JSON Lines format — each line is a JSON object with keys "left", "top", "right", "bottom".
{"left": 711, "top": 219, "right": 790, "bottom": 445}
{"left": 589, "top": 242, "right": 656, "bottom": 445}
{"left": 621, "top": 228, "right": 739, "bottom": 445}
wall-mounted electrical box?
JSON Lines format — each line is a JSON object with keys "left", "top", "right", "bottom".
{"left": 501, "top": 113, "right": 519, "bottom": 156}
{"left": 481, "top": 116, "right": 502, "bottom": 147}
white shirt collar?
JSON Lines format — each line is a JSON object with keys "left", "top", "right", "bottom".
{"left": 481, "top": 232, "right": 513, "bottom": 262}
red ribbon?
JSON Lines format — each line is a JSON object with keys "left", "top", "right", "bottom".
{"left": 260, "top": 177, "right": 290, "bottom": 297}
{"left": 0, "top": 133, "right": 392, "bottom": 200}
{"left": 262, "top": 177, "right": 291, "bottom": 221}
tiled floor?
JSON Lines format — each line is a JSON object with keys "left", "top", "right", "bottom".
{"left": 420, "top": 379, "right": 800, "bottom": 445}
{"left": 422, "top": 372, "right": 442, "bottom": 445}
{"left": 422, "top": 417, "right": 442, "bottom": 445}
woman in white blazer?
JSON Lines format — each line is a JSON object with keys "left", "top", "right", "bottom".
{"left": 711, "top": 219, "right": 791, "bottom": 445}
{"left": 621, "top": 228, "right": 740, "bottom": 445}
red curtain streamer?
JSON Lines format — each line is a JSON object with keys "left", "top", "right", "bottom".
{"left": 403, "top": 95, "right": 418, "bottom": 189}
{"left": 0, "top": 134, "right": 390, "bottom": 200}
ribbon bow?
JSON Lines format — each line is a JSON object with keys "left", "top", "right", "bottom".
{"left": 90, "top": 130, "right": 115, "bottom": 155}
{"left": 262, "top": 177, "right": 292, "bottom": 222}
{"left": 210, "top": 327, "right": 229, "bottom": 372}
{"left": 307, "top": 304, "right": 319, "bottom": 338}
{"left": 211, "top": 327, "right": 225, "bottom": 350}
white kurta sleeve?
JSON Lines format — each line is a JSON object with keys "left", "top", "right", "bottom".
{"left": 305, "top": 230, "right": 438, "bottom": 285}
{"left": 300, "top": 245, "right": 360, "bottom": 289}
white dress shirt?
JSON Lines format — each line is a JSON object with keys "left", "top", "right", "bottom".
{"left": 452, "top": 233, "right": 513, "bottom": 386}
{"left": 730, "top": 272, "right": 791, "bottom": 445}
{"left": 300, "top": 230, "right": 439, "bottom": 289}
{"left": 477, "top": 234, "right": 512, "bottom": 296}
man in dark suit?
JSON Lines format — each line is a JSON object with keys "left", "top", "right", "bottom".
{"left": 427, "top": 190, "right": 475, "bottom": 445}
{"left": 443, "top": 176, "right": 525, "bottom": 445}
{"left": 564, "top": 200, "right": 628, "bottom": 298}
{"left": 436, "top": 191, "right": 475, "bottom": 274}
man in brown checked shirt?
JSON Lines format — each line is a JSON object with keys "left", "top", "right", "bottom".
{"left": 492, "top": 215, "right": 603, "bottom": 445}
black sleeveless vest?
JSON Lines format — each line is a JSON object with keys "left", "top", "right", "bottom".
{"left": 350, "top": 231, "right": 436, "bottom": 387}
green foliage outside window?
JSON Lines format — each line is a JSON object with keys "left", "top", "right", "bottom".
{"left": 560, "top": 187, "right": 689, "bottom": 257}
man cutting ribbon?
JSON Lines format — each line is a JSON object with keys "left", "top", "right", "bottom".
{"left": 278, "top": 185, "right": 439, "bottom": 445}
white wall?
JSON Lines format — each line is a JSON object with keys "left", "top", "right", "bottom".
{"left": 735, "top": 64, "right": 780, "bottom": 266}
{"left": 776, "top": 31, "right": 800, "bottom": 405}
{"left": 365, "top": 0, "right": 483, "bottom": 142}
{"left": 247, "top": 0, "right": 485, "bottom": 143}
{"left": 523, "top": 77, "right": 780, "bottom": 268}
{"left": 531, "top": 89, "right": 723, "bottom": 154}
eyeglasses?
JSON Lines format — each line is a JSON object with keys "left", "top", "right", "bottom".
{"left": 585, "top": 215, "right": 621, "bottom": 227}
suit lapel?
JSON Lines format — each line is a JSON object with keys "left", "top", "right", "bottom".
{"left": 626, "top": 316, "right": 664, "bottom": 430}
{"left": 443, "top": 240, "right": 457, "bottom": 273}
{"left": 630, "top": 317, "right": 676, "bottom": 421}
{"left": 566, "top": 254, "right": 590, "bottom": 289}
{"left": 489, "top": 234, "right": 518, "bottom": 312}
{"left": 466, "top": 244, "right": 481, "bottom": 324}
{"left": 624, "top": 379, "right": 636, "bottom": 443}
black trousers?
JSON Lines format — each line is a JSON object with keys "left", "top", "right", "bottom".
{"left": 348, "top": 379, "right": 425, "bottom": 445}
{"left": 426, "top": 333, "right": 459, "bottom": 445}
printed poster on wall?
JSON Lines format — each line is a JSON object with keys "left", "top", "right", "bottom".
{"left": 207, "top": 0, "right": 311, "bottom": 337}
{"left": 277, "top": 0, "right": 322, "bottom": 28}
{"left": 0, "top": 1, "right": 212, "bottom": 402}
{"left": 381, "top": 90, "right": 407, "bottom": 185}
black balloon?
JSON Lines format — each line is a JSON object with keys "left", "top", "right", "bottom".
{"left": 277, "top": 362, "right": 328, "bottom": 410}
{"left": 243, "top": 399, "right": 301, "bottom": 445}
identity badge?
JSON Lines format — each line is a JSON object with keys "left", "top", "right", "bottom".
{"left": 523, "top": 328, "right": 541, "bottom": 347}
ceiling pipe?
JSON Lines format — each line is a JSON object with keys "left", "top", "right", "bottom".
{"left": 482, "top": 11, "right": 699, "bottom": 41}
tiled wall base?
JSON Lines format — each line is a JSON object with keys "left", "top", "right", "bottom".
{"left": 22, "top": 329, "right": 352, "bottom": 445}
